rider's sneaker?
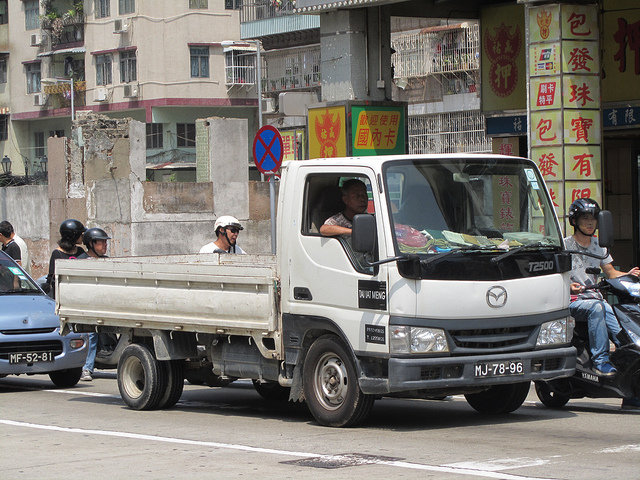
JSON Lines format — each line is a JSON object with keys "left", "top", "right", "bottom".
{"left": 80, "top": 369, "right": 93, "bottom": 382}
{"left": 622, "top": 397, "right": 640, "bottom": 410}
{"left": 594, "top": 362, "right": 617, "bottom": 376}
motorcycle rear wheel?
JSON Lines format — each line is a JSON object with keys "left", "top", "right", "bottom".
{"left": 535, "top": 381, "right": 570, "bottom": 408}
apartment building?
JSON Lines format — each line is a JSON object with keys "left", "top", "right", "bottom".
{"left": 1, "top": 0, "right": 259, "bottom": 180}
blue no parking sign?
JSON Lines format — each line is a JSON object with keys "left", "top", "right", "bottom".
{"left": 252, "top": 125, "right": 283, "bottom": 175}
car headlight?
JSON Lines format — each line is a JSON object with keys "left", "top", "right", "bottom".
{"left": 537, "top": 318, "right": 572, "bottom": 346}
{"left": 390, "top": 326, "right": 449, "bottom": 354}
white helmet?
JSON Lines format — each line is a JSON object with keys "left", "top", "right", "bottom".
{"left": 214, "top": 215, "right": 243, "bottom": 234}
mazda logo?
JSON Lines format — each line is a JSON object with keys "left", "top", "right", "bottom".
{"left": 486, "top": 286, "right": 507, "bottom": 308}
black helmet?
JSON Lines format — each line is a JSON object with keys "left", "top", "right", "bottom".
{"left": 569, "top": 198, "right": 600, "bottom": 226}
{"left": 60, "top": 219, "right": 86, "bottom": 240}
{"left": 83, "top": 228, "right": 111, "bottom": 247}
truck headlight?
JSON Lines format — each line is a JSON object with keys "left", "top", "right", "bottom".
{"left": 390, "top": 326, "right": 449, "bottom": 354}
{"left": 537, "top": 318, "right": 572, "bottom": 346}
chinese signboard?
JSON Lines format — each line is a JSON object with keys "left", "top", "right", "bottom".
{"left": 492, "top": 175, "right": 520, "bottom": 231}
{"left": 527, "top": 3, "right": 602, "bottom": 222}
{"left": 280, "top": 130, "right": 305, "bottom": 161}
{"left": 481, "top": 4, "right": 527, "bottom": 113}
{"left": 308, "top": 106, "right": 347, "bottom": 159}
{"left": 351, "top": 105, "right": 406, "bottom": 156}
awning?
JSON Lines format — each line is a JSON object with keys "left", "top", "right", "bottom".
{"left": 37, "top": 46, "right": 86, "bottom": 58}
{"left": 222, "top": 46, "right": 257, "bottom": 53}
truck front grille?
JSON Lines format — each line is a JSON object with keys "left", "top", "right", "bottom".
{"left": 448, "top": 326, "right": 535, "bottom": 350}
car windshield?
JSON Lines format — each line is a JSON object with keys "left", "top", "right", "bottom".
{"left": 384, "top": 157, "right": 563, "bottom": 255}
{"left": 0, "top": 255, "right": 41, "bottom": 294}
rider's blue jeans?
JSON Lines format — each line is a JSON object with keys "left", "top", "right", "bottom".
{"left": 570, "top": 299, "right": 621, "bottom": 368}
{"left": 83, "top": 333, "right": 98, "bottom": 373}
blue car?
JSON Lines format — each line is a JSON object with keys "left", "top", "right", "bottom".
{"left": 0, "top": 251, "right": 88, "bottom": 387}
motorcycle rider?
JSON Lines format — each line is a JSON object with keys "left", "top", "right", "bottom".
{"left": 77, "top": 227, "right": 111, "bottom": 381}
{"left": 565, "top": 198, "right": 640, "bottom": 409}
{"left": 200, "top": 216, "right": 246, "bottom": 254}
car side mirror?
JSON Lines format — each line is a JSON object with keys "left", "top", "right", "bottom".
{"left": 352, "top": 214, "right": 376, "bottom": 253}
{"left": 598, "top": 210, "right": 614, "bottom": 248}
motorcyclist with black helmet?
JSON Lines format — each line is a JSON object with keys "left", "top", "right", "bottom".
{"left": 78, "top": 227, "right": 110, "bottom": 259}
{"left": 44, "top": 219, "right": 86, "bottom": 298}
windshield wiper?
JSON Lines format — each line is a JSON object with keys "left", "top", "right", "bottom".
{"left": 491, "top": 242, "right": 557, "bottom": 264}
{"left": 423, "top": 244, "right": 496, "bottom": 264}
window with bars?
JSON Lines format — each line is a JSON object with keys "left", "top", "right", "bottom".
{"left": 189, "top": 0, "right": 208, "bottom": 8}
{"left": 224, "top": 0, "right": 241, "bottom": 10}
{"left": 0, "top": 59, "right": 6, "bottom": 84}
{"left": 190, "top": 47, "right": 209, "bottom": 78}
{"left": 120, "top": 50, "right": 137, "bottom": 83}
{"left": 119, "top": 0, "right": 135, "bottom": 14}
{"left": 34, "top": 132, "right": 45, "bottom": 158}
{"left": 25, "top": 0, "right": 39, "bottom": 30}
{"left": 95, "top": 0, "right": 110, "bottom": 18}
{"left": 177, "top": 123, "right": 196, "bottom": 147}
{"left": 96, "top": 54, "right": 113, "bottom": 85}
{"left": 0, "top": 115, "right": 7, "bottom": 142}
{"left": 146, "top": 123, "right": 163, "bottom": 149}
{"left": 26, "top": 63, "right": 41, "bottom": 94}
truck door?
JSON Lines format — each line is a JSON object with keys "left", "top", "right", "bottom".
{"left": 288, "top": 169, "right": 389, "bottom": 354}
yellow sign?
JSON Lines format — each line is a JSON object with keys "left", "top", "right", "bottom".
{"left": 602, "top": 4, "right": 640, "bottom": 102}
{"left": 562, "top": 75, "right": 600, "bottom": 109}
{"left": 529, "top": 4, "right": 560, "bottom": 43}
{"left": 480, "top": 3, "right": 526, "bottom": 112}
{"left": 562, "top": 40, "right": 599, "bottom": 74}
{"left": 563, "top": 110, "right": 600, "bottom": 144}
{"left": 564, "top": 181, "right": 602, "bottom": 207}
{"left": 532, "top": 146, "right": 563, "bottom": 181}
{"left": 564, "top": 145, "right": 601, "bottom": 180}
{"left": 561, "top": 4, "right": 598, "bottom": 40}
{"left": 545, "top": 181, "right": 564, "bottom": 216}
{"left": 529, "top": 43, "right": 560, "bottom": 76}
{"left": 531, "top": 110, "right": 563, "bottom": 147}
{"left": 308, "top": 106, "right": 347, "bottom": 159}
{"left": 280, "top": 130, "right": 305, "bottom": 161}
{"left": 352, "top": 108, "right": 403, "bottom": 153}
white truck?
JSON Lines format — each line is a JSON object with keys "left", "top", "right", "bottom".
{"left": 57, "top": 154, "right": 576, "bottom": 427}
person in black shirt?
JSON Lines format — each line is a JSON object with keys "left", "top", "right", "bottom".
{"left": 44, "top": 219, "right": 86, "bottom": 298}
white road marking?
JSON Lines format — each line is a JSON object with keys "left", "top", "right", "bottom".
{"left": 0, "top": 419, "right": 556, "bottom": 480}
{"left": 598, "top": 445, "right": 640, "bottom": 453}
{"left": 444, "top": 458, "right": 550, "bottom": 472}
{"left": 45, "top": 389, "right": 120, "bottom": 399}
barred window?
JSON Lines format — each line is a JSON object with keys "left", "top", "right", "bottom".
{"left": 224, "top": 0, "right": 241, "bottom": 10}
{"left": 26, "top": 63, "right": 41, "bottom": 94}
{"left": 96, "top": 54, "right": 113, "bottom": 85}
{"left": 0, "top": 59, "right": 6, "bottom": 84}
{"left": 177, "top": 123, "right": 196, "bottom": 147}
{"left": 189, "top": 0, "right": 208, "bottom": 8}
{"left": 146, "top": 123, "right": 163, "bottom": 149}
{"left": 120, "top": 50, "right": 137, "bottom": 83}
{"left": 119, "top": 0, "right": 135, "bottom": 14}
{"left": 95, "top": 0, "right": 110, "bottom": 18}
{"left": 34, "top": 132, "right": 45, "bottom": 158}
{"left": 25, "top": 0, "right": 39, "bottom": 30}
{"left": 0, "top": 115, "right": 8, "bottom": 142}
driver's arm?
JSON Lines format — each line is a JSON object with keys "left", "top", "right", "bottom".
{"left": 602, "top": 263, "right": 640, "bottom": 279}
{"left": 319, "top": 224, "right": 351, "bottom": 236}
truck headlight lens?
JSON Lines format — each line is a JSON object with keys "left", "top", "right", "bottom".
{"left": 537, "top": 318, "right": 571, "bottom": 346}
{"left": 390, "top": 326, "right": 449, "bottom": 354}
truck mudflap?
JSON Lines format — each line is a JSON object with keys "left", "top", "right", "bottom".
{"left": 358, "top": 346, "right": 576, "bottom": 395}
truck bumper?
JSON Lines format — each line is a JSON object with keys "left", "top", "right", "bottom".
{"left": 359, "top": 346, "right": 576, "bottom": 395}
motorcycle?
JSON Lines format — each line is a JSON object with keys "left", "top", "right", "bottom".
{"left": 535, "top": 272, "right": 640, "bottom": 408}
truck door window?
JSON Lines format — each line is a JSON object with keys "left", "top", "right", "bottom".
{"left": 302, "top": 174, "right": 376, "bottom": 274}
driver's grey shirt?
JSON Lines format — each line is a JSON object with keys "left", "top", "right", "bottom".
{"left": 564, "top": 235, "right": 613, "bottom": 301}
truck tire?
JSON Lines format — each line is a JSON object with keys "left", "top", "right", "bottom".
{"left": 465, "top": 382, "right": 530, "bottom": 414}
{"left": 252, "top": 379, "right": 290, "bottom": 400}
{"left": 534, "top": 381, "right": 570, "bottom": 408}
{"left": 117, "top": 343, "right": 166, "bottom": 410}
{"left": 156, "top": 360, "right": 185, "bottom": 409}
{"left": 49, "top": 367, "right": 83, "bottom": 388}
{"left": 303, "top": 335, "right": 374, "bottom": 427}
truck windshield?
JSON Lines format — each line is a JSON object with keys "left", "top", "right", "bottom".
{"left": 384, "top": 157, "right": 562, "bottom": 256}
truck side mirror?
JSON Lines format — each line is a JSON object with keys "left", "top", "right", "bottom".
{"left": 598, "top": 210, "right": 614, "bottom": 248}
{"left": 352, "top": 214, "right": 376, "bottom": 253}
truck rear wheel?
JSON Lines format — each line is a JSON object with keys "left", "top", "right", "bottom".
{"left": 117, "top": 344, "right": 166, "bottom": 410}
{"left": 49, "top": 367, "right": 82, "bottom": 388}
{"left": 156, "top": 360, "right": 185, "bottom": 409}
{"left": 465, "top": 382, "right": 530, "bottom": 414}
{"left": 303, "top": 335, "right": 374, "bottom": 427}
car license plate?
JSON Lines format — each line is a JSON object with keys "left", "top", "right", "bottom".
{"left": 9, "top": 352, "right": 55, "bottom": 364}
{"left": 475, "top": 360, "right": 524, "bottom": 378}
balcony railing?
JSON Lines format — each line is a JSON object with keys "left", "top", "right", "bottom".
{"left": 262, "top": 44, "right": 320, "bottom": 94}
{"left": 240, "top": 0, "right": 297, "bottom": 23}
{"left": 41, "top": 14, "right": 84, "bottom": 47}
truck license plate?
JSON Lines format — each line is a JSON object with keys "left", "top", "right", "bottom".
{"left": 475, "top": 360, "right": 524, "bottom": 378}
{"left": 9, "top": 352, "right": 55, "bottom": 364}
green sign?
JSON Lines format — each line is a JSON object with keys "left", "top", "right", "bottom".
{"left": 351, "top": 105, "right": 406, "bottom": 156}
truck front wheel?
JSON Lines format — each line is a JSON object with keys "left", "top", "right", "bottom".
{"left": 303, "top": 335, "right": 374, "bottom": 427}
{"left": 117, "top": 343, "right": 166, "bottom": 410}
{"left": 465, "top": 382, "right": 530, "bottom": 414}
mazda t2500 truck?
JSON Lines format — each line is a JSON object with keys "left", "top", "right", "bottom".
{"left": 57, "top": 154, "right": 576, "bottom": 427}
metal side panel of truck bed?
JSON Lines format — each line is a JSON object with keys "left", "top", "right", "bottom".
{"left": 56, "top": 254, "right": 279, "bottom": 336}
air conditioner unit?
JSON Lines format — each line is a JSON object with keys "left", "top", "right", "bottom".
{"left": 94, "top": 87, "right": 108, "bottom": 102}
{"left": 30, "top": 33, "right": 42, "bottom": 47}
{"left": 33, "top": 93, "right": 46, "bottom": 106}
{"left": 113, "top": 19, "right": 130, "bottom": 34}
{"left": 123, "top": 84, "right": 139, "bottom": 98}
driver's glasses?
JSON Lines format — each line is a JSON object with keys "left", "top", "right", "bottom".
{"left": 226, "top": 227, "right": 240, "bottom": 234}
